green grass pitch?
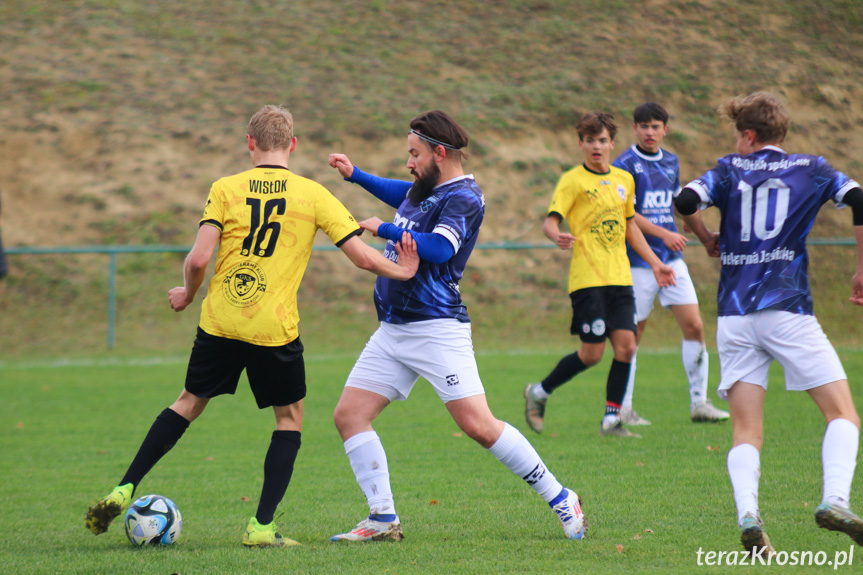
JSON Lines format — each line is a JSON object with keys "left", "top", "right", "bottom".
{"left": 1, "top": 350, "right": 861, "bottom": 574}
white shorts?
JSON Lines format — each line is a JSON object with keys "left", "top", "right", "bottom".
{"left": 716, "top": 311, "right": 846, "bottom": 400}
{"left": 631, "top": 258, "right": 699, "bottom": 322}
{"left": 345, "top": 319, "right": 485, "bottom": 403}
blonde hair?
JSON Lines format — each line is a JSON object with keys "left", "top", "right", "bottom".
{"left": 718, "top": 92, "right": 789, "bottom": 145}
{"left": 247, "top": 105, "right": 294, "bottom": 151}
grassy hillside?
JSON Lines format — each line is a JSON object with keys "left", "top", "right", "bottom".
{"left": 1, "top": 0, "right": 863, "bottom": 357}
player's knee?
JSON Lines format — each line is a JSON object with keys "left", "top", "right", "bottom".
{"left": 459, "top": 420, "right": 498, "bottom": 448}
{"left": 332, "top": 401, "right": 352, "bottom": 431}
{"left": 579, "top": 348, "right": 603, "bottom": 366}
{"left": 612, "top": 342, "right": 637, "bottom": 362}
{"left": 682, "top": 319, "right": 704, "bottom": 340}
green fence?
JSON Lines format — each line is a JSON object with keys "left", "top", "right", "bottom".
{"left": 5, "top": 238, "right": 857, "bottom": 350}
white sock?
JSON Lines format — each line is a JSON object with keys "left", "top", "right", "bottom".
{"left": 822, "top": 418, "right": 859, "bottom": 507}
{"left": 488, "top": 423, "right": 563, "bottom": 503}
{"left": 727, "top": 443, "right": 760, "bottom": 526}
{"left": 682, "top": 340, "right": 708, "bottom": 406}
{"left": 622, "top": 347, "right": 637, "bottom": 409}
{"left": 344, "top": 431, "right": 396, "bottom": 516}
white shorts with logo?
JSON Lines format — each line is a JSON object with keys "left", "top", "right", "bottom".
{"left": 631, "top": 258, "right": 699, "bottom": 322}
{"left": 345, "top": 319, "right": 485, "bottom": 403}
{"left": 716, "top": 311, "right": 846, "bottom": 400}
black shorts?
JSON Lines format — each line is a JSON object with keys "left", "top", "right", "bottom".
{"left": 184, "top": 327, "right": 306, "bottom": 409}
{"left": 569, "top": 286, "right": 637, "bottom": 343}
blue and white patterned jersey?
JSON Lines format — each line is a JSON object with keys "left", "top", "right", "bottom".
{"left": 686, "top": 146, "right": 859, "bottom": 316}
{"left": 376, "top": 175, "right": 485, "bottom": 324}
{"left": 613, "top": 145, "right": 682, "bottom": 267}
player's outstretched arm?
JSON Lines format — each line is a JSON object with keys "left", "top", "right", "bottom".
{"left": 633, "top": 212, "right": 688, "bottom": 252}
{"left": 543, "top": 214, "right": 575, "bottom": 250}
{"left": 328, "top": 153, "right": 410, "bottom": 209}
{"left": 625, "top": 218, "right": 676, "bottom": 287}
{"left": 339, "top": 233, "right": 419, "bottom": 281}
{"left": 169, "top": 224, "right": 220, "bottom": 312}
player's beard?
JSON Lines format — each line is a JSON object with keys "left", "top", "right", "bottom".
{"left": 408, "top": 161, "right": 441, "bottom": 204}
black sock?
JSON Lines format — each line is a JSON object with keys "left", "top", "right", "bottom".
{"left": 255, "top": 430, "right": 302, "bottom": 525}
{"left": 605, "top": 359, "right": 632, "bottom": 413}
{"left": 120, "top": 408, "right": 190, "bottom": 489}
{"left": 541, "top": 352, "right": 589, "bottom": 393}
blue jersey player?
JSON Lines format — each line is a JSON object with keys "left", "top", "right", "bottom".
{"left": 676, "top": 92, "right": 863, "bottom": 557}
{"left": 612, "top": 103, "right": 728, "bottom": 425}
{"left": 326, "top": 110, "right": 586, "bottom": 542}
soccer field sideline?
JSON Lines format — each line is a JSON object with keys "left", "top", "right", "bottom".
{"left": 2, "top": 345, "right": 861, "bottom": 372}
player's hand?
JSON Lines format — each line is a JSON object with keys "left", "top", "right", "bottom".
{"left": 555, "top": 232, "right": 576, "bottom": 250}
{"left": 663, "top": 231, "right": 688, "bottom": 252}
{"left": 394, "top": 232, "right": 419, "bottom": 278}
{"left": 328, "top": 153, "right": 354, "bottom": 179}
{"left": 850, "top": 271, "right": 863, "bottom": 306}
{"left": 168, "top": 287, "right": 192, "bottom": 312}
{"left": 359, "top": 217, "right": 384, "bottom": 237}
{"left": 702, "top": 232, "right": 720, "bottom": 258}
{"left": 652, "top": 262, "right": 677, "bottom": 288}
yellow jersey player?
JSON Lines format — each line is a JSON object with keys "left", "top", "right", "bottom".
{"left": 85, "top": 105, "right": 418, "bottom": 547}
{"left": 524, "top": 112, "right": 675, "bottom": 437}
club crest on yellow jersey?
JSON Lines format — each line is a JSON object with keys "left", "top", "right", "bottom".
{"left": 590, "top": 208, "right": 625, "bottom": 250}
{"left": 222, "top": 261, "right": 268, "bottom": 307}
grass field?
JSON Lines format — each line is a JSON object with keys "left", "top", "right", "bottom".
{"left": 2, "top": 350, "right": 862, "bottom": 574}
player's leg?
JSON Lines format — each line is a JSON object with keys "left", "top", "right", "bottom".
{"left": 671, "top": 303, "right": 729, "bottom": 422}
{"left": 602, "top": 328, "right": 639, "bottom": 437}
{"left": 726, "top": 382, "right": 774, "bottom": 557}
{"left": 757, "top": 311, "right": 863, "bottom": 544}
{"left": 85, "top": 389, "right": 202, "bottom": 536}
{"left": 446, "top": 394, "right": 585, "bottom": 539}
{"left": 332, "top": 388, "right": 402, "bottom": 542}
{"left": 85, "top": 328, "right": 238, "bottom": 535}
{"left": 332, "top": 325, "right": 413, "bottom": 542}
{"left": 809, "top": 381, "right": 863, "bottom": 544}
{"left": 718, "top": 314, "right": 775, "bottom": 555}
{"left": 621, "top": 267, "right": 660, "bottom": 426}
{"left": 599, "top": 287, "right": 639, "bottom": 437}
{"left": 525, "top": 341, "right": 603, "bottom": 433}
{"left": 243, "top": 341, "right": 306, "bottom": 547}
{"left": 525, "top": 288, "right": 605, "bottom": 433}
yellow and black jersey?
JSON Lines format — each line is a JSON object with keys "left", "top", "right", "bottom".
{"left": 199, "top": 165, "right": 360, "bottom": 346}
{"left": 547, "top": 164, "right": 636, "bottom": 292}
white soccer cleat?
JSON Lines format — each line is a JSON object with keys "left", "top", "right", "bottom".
{"left": 550, "top": 488, "right": 586, "bottom": 540}
{"left": 620, "top": 407, "right": 651, "bottom": 426}
{"left": 331, "top": 516, "right": 404, "bottom": 542}
{"left": 691, "top": 400, "right": 730, "bottom": 422}
{"left": 600, "top": 417, "right": 641, "bottom": 438}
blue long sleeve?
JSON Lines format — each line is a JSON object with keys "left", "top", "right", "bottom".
{"left": 378, "top": 223, "right": 456, "bottom": 264}
{"left": 348, "top": 167, "right": 411, "bottom": 209}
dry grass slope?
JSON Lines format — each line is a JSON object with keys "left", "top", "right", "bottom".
{"left": 1, "top": 0, "right": 862, "bottom": 355}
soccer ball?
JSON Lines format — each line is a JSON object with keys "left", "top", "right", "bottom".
{"left": 124, "top": 494, "right": 183, "bottom": 546}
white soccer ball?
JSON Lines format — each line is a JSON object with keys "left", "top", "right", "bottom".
{"left": 124, "top": 494, "right": 183, "bottom": 546}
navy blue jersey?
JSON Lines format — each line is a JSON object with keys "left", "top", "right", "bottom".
{"left": 375, "top": 176, "right": 485, "bottom": 324}
{"left": 613, "top": 145, "right": 682, "bottom": 267}
{"left": 686, "top": 146, "right": 859, "bottom": 316}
